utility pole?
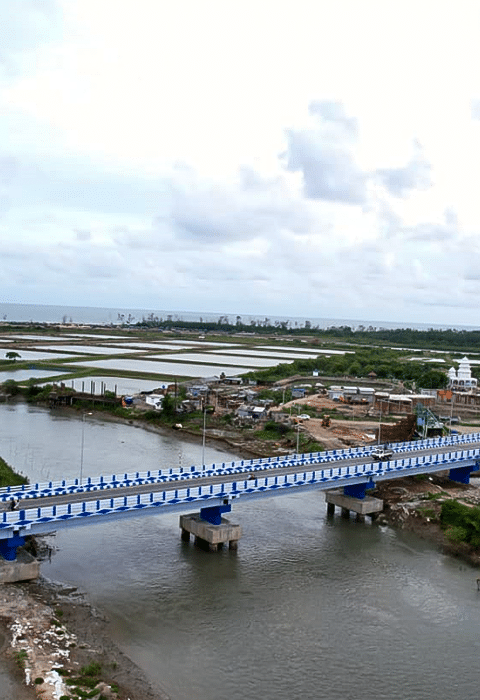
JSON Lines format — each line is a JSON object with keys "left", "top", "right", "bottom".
{"left": 378, "top": 401, "right": 382, "bottom": 445}
{"left": 80, "top": 412, "right": 92, "bottom": 485}
{"left": 296, "top": 404, "right": 300, "bottom": 454}
{"left": 202, "top": 402, "right": 206, "bottom": 470}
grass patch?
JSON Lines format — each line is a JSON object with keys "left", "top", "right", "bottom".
{"left": 0, "top": 456, "right": 28, "bottom": 488}
{"left": 417, "top": 506, "right": 437, "bottom": 520}
{"left": 81, "top": 662, "right": 102, "bottom": 677}
{"left": 15, "top": 649, "right": 28, "bottom": 668}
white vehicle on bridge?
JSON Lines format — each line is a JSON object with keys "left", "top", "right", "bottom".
{"left": 371, "top": 446, "right": 394, "bottom": 461}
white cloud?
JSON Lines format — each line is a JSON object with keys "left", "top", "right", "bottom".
{"left": 2, "top": 0, "right": 480, "bottom": 326}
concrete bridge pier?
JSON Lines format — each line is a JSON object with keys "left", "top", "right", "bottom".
{"left": 325, "top": 483, "right": 383, "bottom": 522}
{"left": 179, "top": 504, "right": 242, "bottom": 551}
{"left": 0, "top": 534, "right": 40, "bottom": 583}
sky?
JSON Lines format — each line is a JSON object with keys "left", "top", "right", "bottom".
{"left": 1, "top": 0, "right": 480, "bottom": 327}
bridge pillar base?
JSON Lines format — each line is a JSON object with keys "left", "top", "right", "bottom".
{"left": 0, "top": 548, "right": 40, "bottom": 583}
{"left": 325, "top": 489, "right": 383, "bottom": 520}
{"left": 180, "top": 513, "right": 242, "bottom": 552}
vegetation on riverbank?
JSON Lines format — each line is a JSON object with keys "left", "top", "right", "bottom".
{"left": 440, "top": 499, "right": 480, "bottom": 548}
{"left": 0, "top": 456, "right": 28, "bottom": 488}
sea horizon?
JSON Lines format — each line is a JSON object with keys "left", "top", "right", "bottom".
{"left": 0, "top": 301, "right": 479, "bottom": 333}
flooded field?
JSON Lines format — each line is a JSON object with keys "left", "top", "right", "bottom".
{"left": 0, "top": 349, "right": 77, "bottom": 361}
{"left": 0, "top": 369, "right": 66, "bottom": 382}
{"left": 34, "top": 344, "right": 144, "bottom": 355}
{"left": 65, "top": 357, "right": 250, "bottom": 377}
{"left": 218, "top": 348, "right": 321, "bottom": 359}
{"left": 150, "top": 352, "right": 285, "bottom": 367}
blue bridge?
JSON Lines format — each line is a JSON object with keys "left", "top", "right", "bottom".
{"left": 1, "top": 432, "right": 479, "bottom": 561}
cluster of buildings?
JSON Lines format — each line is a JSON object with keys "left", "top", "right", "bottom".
{"left": 139, "top": 356, "right": 480, "bottom": 421}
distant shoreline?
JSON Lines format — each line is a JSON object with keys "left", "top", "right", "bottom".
{"left": 2, "top": 301, "right": 478, "bottom": 331}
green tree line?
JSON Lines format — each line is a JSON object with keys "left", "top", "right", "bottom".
{"left": 243, "top": 346, "right": 448, "bottom": 388}
{"left": 131, "top": 316, "right": 480, "bottom": 352}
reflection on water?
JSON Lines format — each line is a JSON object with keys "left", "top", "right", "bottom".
{"left": 1, "top": 403, "right": 480, "bottom": 700}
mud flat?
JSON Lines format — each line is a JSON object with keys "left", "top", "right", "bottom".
{"left": 0, "top": 578, "right": 171, "bottom": 700}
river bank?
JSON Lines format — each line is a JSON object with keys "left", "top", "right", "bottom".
{"left": 0, "top": 576, "right": 171, "bottom": 700}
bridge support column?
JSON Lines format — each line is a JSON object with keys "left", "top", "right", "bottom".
{"left": 180, "top": 509, "right": 242, "bottom": 552}
{"left": 325, "top": 489, "right": 383, "bottom": 521}
{"left": 449, "top": 465, "right": 474, "bottom": 484}
{"left": 0, "top": 535, "right": 25, "bottom": 561}
{"left": 343, "top": 481, "right": 375, "bottom": 499}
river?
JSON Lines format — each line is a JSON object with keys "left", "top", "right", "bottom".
{"left": 1, "top": 402, "right": 480, "bottom": 700}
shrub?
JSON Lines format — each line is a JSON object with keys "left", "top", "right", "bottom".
{"left": 440, "top": 500, "right": 480, "bottom": 547}
{"left": 417, "top": 507, "right": 436, "bottom": 520}
{"left": 2, "top": 379, "right": 20, "bottom": 395}
{"left": 81, "top": 662, "right": 102, "bottom": 677}
{"left": 445, "top": 525, "right": 469, "bottom": 543}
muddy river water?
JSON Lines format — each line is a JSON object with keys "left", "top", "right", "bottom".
{"left": 1, "top": 402, "right": 480, "bottom": 700}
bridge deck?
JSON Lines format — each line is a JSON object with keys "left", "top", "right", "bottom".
{"left": 0, "top": 433, "right": 479, "bottom": 540}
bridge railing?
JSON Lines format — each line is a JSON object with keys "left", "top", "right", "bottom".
{"left": 1, "top": 447, "right": 480, "bottom": 538}
{"left": 2, "top": 432, "right": 479, "bottom": 503}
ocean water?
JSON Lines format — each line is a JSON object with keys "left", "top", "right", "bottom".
{"left": 0, "top": 302, "right": 477, "bottom": 331}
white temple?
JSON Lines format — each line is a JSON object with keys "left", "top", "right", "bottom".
{"left": 447, "top": 356, "right": 477, "bottom": 391}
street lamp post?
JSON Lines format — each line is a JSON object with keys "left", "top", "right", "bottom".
{"left": 378, "top": 400, "right": 383, "bottom": 445}
{"left": 296, "top": 405, "right": 300, "bottom": 454}
{"left": 80, "top": 412, "right": 92, "bottom": 486}
{"left": 202, "top": 404, "right": 206, "bottom": 471}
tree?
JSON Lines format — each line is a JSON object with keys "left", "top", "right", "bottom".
{"left": 420, "top": 369, "right": 448, "bottom": 389}
{"left": 5, "top": 351, "right": 21, "bottom": 362}
{"left": 161, "top": 393, "right": 176, "bottom": 417}
{"left": 2, "top": 379, "right": 20, "bottom": 395}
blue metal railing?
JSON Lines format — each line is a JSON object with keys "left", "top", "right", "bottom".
{"left": 2, "top": 431, "right": 478, "bottom": 503}
{"left": 0, "top": 442, "right": 479, "bottom": 540}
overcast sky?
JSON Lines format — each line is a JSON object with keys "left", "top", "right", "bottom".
{"left": 2, "top": 0, "right": 480, "bottom": 327}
